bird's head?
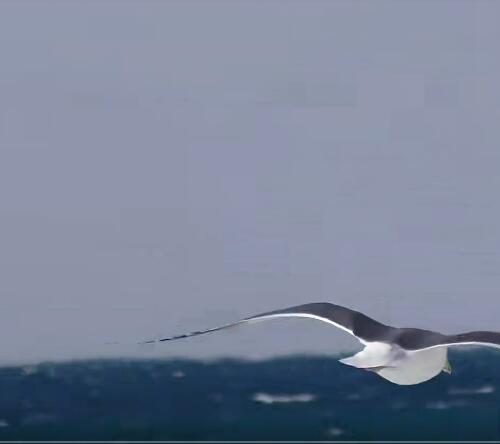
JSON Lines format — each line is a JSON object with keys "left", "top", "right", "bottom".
{"left": 442, "top": 358, "right": 452, "bottom": 375}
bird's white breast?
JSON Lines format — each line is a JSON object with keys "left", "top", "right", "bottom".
{"left": 339, "top": 341, "right": 402, "bottom": 368}
{"left": 375, "top": 347, "right": 448, "bottom": 385}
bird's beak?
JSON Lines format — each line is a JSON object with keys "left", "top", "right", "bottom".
{"left": 443, "top": 359, "right": 452, "bottom": 374}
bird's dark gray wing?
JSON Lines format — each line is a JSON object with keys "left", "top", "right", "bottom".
{"left": 141, "top": 302, "right": 396, "bottom": 345}
{"left": 391, "top": 328, "right": 451, "bottom": 351}
{"left": 399, "top": 330, "right": 500, "bottom": 351}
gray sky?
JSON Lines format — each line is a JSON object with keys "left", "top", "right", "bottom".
{"left": 1, "top": 0, "right": 500, "bottom": 365}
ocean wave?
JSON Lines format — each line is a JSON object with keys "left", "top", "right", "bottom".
{"left": 426, "top": 400, "right": 468, "bottom": 410}
{"left": 21, "top": 413, "right": 59, "bottom": 426}
{"left": 251, "top": 392, "right": 317, "bottom": 404}
{"left": 21, "top": 366, "right": 38, "bottom": 376}
{"left": 326, "top": 427, "right": 344, "bottom": 437}
{"left": 448, "top": 385, "right": 495, "bottom": 395}
{"left": 391, "top": 401, "right": 408, "bottom": 410}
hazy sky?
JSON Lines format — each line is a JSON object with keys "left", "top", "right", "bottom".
{"left": 1, "top": 0, "right": 500, "bottom": 365}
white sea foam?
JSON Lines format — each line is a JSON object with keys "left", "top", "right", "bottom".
{"left": 426, "top": 400, "right": 468, "bottom": 410}
{"left": 326, "top": 427, "right": 344, "bottom": 437}
{"left": 448, "top": 385, "right": 495, "bottom": 395}
{"left": 21, "top": 366, "right": 38, "bottom": 376}
{"left": 251, "top": 392, "right": 316, "bottom": 404}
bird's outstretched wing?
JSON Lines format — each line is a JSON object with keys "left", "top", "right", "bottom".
{"left": 406, "top": 331, "right": 500, "bottom": 352}
{"left": 140, "top": 302, "right": 395, "bottom": 345}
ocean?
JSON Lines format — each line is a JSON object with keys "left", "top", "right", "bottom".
{"left": 0, "top": 349, "right": 499, "bottom": 441}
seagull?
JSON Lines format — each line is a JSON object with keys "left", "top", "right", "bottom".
{"left": 143, "top": 302, "right": 500, "bottom": 385}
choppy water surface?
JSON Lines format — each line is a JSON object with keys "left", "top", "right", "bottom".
{"left": 1, "top": 350, "right": 499, "bottom": 440}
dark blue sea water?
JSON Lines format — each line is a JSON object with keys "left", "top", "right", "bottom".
{"left": 1, "top": 349, "right": 500, "bottom": 441}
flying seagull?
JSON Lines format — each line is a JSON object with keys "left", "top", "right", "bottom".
{"left": 143, "top": 302, "right": 500, "bottom": 385}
